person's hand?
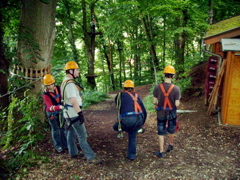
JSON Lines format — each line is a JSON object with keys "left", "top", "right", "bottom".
{"left": 77, "top": 111, "right": 85, "bottom": 124}
{"left": 59, "top": 105, "right": 64, "bottom": 110}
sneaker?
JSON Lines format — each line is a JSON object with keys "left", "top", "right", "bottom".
{"left": 87, "top": 157, "right": 102, "bottom": 165}
{"left": 166, "top": 145, "right": 174, "bottom": 152}
{"left": 55, "top": 147, "right": 63, "bottom": 153}
{"left": 126, "top": 157, "right": 135, "bottom": 161}
{"left": 137, "top": 127, "right": 145, "bottom": 133}
{"left": 154, "top": 151, "right": 165, "bottom": 158}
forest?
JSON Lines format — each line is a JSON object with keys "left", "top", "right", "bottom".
{"left": 0, "top": 0, "right": 239, "bottom": 179}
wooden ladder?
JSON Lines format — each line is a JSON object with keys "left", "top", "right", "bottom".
{"left": 207, "top": 59, "right": 227, "bottom": 115}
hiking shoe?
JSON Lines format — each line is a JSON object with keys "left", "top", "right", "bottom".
{"left": 87, "top": 157, "right": 102, "bottom": 165}
{"left": 154, "top": 151, "right": 165, "bottom": 158}
{"left": 166, "top": 145, "right": 174, "bottom": 152}
{"left": 137, "top": 127, "right": 145, "bottom": 133}
{"left": 55, "top": 147, "right": 63, "bottom": 153}
{"left": 71, "top": 152, "right": 84, "bottom": 159}
{"left": 126, "top": 157, "right": 135, "bottom": 161}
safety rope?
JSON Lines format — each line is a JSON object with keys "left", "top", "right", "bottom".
{"left": 0, "top": 71, "right": 42, "bottom": 99}
{"left": 116, "top": 92, "right": 123, "bottom": 138}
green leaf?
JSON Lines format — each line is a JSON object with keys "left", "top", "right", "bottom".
{"left": 25, "top": 53, "right": 34, "bottom": 61}
{"left": 37, "top": 55, "right": 45, "bottom": 61}
{"left": 0, "top": 69, "right": 6, "bottom": 74}
{"left": 22, "top": 49, "right": 32, "bottom": 53}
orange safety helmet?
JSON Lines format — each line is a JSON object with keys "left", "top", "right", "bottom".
{"left": 123, "top": 80, "right": 134, "bottom": 88}
{"left": 163, "top": 65, "right": 175, "bottom": 74}
{"left": 43, "top": 74, "right": 55, "bottom": 85}
{"left": 64, "top": 61, "right": 79, "bottom": 70}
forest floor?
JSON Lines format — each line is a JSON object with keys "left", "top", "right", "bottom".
{"left": 23, "top": 63, "right": 239, "bottom": 180}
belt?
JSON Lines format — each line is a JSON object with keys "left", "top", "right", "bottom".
{"left": 120, "top": 111, "right": 142, "bottom": 119}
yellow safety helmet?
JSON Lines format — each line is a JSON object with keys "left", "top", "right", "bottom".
{"left": 43, "top": 74, "right": 55, "bottom": 85}
{"left": 123, "top": 80, "right": 134, "bottom": 88}
{"left": 163, "top": 65, "right": 175, "bottom": 74}
{"left": 64, "top": 61, "right": 79, "bottom": 70}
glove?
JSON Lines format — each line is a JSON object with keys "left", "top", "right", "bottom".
{"left": 77, "top": 111, "right": 85, "bottom": 124}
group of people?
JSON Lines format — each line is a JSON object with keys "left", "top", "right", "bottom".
{"left": 43, "top": 61, "right": 181, "bottom": 164}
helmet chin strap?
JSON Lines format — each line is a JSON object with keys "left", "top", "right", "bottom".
{"left": 69, "top": 69, "right": 76, "bottom": 79}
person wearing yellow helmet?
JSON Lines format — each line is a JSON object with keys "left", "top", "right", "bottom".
{"left": 61, "top": 61, "right": 102, "bottom": 164}
{"left": 42, "top": 74, "right": 67, "bottom": 153}
{"left": 153, "top": 65, "right": 181, "bottom": 158}
{"left": 113, "top": 80, "right": 147, "bottom": 161}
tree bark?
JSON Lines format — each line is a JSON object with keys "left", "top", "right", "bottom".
{"left": 141, "top": 14, "right": 159, "bottom": 71}
{"left": 0, "top": 0, "right": 10, "bottom": 110}
{"left": 17, "top": 0, "right": 57, "bottom": 94}
{"left": 82, "top": 0, "right": 97, "bottom": 89}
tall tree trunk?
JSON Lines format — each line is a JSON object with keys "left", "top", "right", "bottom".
{"left": 0, "top": 0, "right": 10, "bottom": 110}
{"left": 82, "top": 0, "right": 97, "bottom": 89}
{"left": 108, "top": 42, "right": 115, "bottom": 90}
{"left": 162, "top": 16, "right": 166, "bottom": 69}
{"left": 63, "top": 0, "right": 82, "bottom": 84}
{"left": 140, "top": 14, "right": 159, "bottom": 71}
{"left": 17, "top": 0, "right": 57, "bottom": 123}
{"left": 117, "top": 40, "right": 123, "bottom": 89}
{"left": 18, "top": 0, "right": 57, "bottom": 94}
{"left": 174, "top": 10, "right": 188, "bottom": 76}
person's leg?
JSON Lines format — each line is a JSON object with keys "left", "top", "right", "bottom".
{"left": 72, "top": 121, "right": 95, "bottom": 160}
{"left": 48, "top": 116, "right": 62, "bottom": 151}
{"left": 166, "top": 118, "right": 176, "bottom": 152}
{"left": 155, "top": 120, "right": 167, "bottom": 157}
{"left": 158, "top": 135, "right": 164, "bottom": 153}
{"left": 67, "top": 126, "right": 79, "bottom": 156}
{"left": 127, "top": 130, "right": 137, "bottom": 160}
{"left": 169, "top": 133, "right": 174, "bottom": 146}
{"left": 60, "top": 126, "right": 68, "bottom": 149}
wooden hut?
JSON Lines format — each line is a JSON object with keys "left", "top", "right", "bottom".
{"left": 203, "top": 15, "right": 240, "bottom": 126}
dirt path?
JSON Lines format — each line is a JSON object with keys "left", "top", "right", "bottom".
{"left": 24, "top": 85, "right": 240, "bottom": 180}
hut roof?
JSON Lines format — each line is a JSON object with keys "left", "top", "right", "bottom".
{"left": 204, "top": 15, "right": 240, "bottom": 45}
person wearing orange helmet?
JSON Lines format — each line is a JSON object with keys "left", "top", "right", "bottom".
{"left": 153, "top": 65, "right": 181, "bottom": 158}
{"left": 61, "top": 61, "right": 102, "bottom": 165}
{"left": 113, "top": 80, "right": 147, "bottom": 161}
{"left": 43, "top": 74, "right": 67, "bottom": 153}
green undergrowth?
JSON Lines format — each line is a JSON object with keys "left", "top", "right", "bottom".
{"left": 82, "top": 89, "right": 109, "bottom": 108}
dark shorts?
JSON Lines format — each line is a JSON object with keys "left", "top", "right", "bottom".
{"left": 157, "top": 118, "right": 177, "bottom": 135}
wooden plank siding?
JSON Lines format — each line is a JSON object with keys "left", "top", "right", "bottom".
{"left": 221, "top": 52, "right": 240, "bottom": 125}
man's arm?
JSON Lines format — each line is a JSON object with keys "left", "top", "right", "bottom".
{"left": 175, "top": 99, "right": 180, "bottom": 107}
{"left": 153, "top": 97, "right": 158, "bottom": 106}
{"left": 70, "top": 97, "right": 81, "bottom": 113}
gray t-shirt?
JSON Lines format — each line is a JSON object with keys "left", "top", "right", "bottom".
{"left": 153, "top": 82, "right": 181, "bottom": 109}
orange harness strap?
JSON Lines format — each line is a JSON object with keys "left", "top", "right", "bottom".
{"left": 47, "top": 86, "right": 61, "bottom": 104}
{"left": 159, "top": 84, "right": 175, "bottom": 110}
{"left": 124, "top": 91, "right": 143, "bottom": 114}
{"left": 61, "top": 79, "right": 82, "bottom": 92}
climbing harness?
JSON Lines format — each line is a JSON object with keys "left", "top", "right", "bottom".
{"left": 116, "top": 91, "right": 143, "bottom": 138}
{"left": 44, "top": 86, "right": 64, "bottom": 128}
{"left": 155, "top": 83, "right": 179, "bottom": 131}
{"left": 155, "top": 84, "right": 176, "bottom": 110}
{"left": 122, "top": 91, "right": 143, "bottom": 117}
{"left": 61, "top": 79, "right": 83, "bottom": 129}
{"left": 61, "top": 79, "right": 83, "bottom": 109}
